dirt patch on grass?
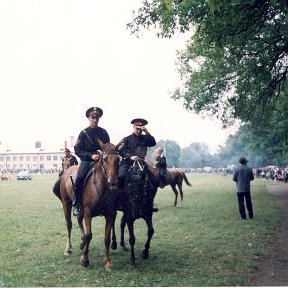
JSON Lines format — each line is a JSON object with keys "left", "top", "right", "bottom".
{"left": 250, "top": 181, "right": 288, "bottom": 286}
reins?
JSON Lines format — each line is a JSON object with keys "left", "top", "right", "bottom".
{"left": 93, "top": 145, "right": 119, "bottom": 188}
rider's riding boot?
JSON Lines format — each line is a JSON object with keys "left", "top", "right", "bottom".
{"left": 72, "top": 186, "right": 82, "bottom": 216}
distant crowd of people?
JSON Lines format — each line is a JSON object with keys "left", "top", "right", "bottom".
{"left": 254, "top": 167, "right": 288, "bottom": 182}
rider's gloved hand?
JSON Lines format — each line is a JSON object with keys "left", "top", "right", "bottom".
{"left": 130, "top": 156, "right": 140, "bottom": 161}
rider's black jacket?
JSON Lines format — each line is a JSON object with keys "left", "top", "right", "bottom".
{"left": 155, "top": 155, "right": 167, "bottom": 170}
{"left": 74, "top": 126, "right": 110, "bottom": 161}
{"left": 119, "top": 133, "right": 156, "bottom": 163}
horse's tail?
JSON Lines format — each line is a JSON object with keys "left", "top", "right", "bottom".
{"left": 53, "top": 177, "right": 62, "bottom": 200}
{"left": 182, "top": 171, "right": 192, "bottom": 186}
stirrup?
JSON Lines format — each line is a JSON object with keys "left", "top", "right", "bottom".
{"left": 73, "top": 206, "right": 81, "bottom": 216}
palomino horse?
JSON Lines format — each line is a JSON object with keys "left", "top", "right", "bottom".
{"left": 148, "top": 165, "right": 192, "bottom": 207}
{"left": 111, "top": 160, "right": 157, "bottom": 266}
{"left": 53, "top": 142, "right": 120, "bottom": 271}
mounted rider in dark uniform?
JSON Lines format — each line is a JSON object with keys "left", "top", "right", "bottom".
{"left": 59, "top": 148, "right": 78, "bottom": 177}
{"left": 73, "top": 106, "right": 110, "bottom": 216}
{"left": 117, "top": 118, "right": 158, "bottom": 212}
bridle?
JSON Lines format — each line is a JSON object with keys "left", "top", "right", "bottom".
{"left": 97, "top": 146, "right": 119, "bottom": 189}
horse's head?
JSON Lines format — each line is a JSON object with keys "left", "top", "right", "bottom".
{"left": 100, "top": 143, "right": 120, "bottom": 190}
{"left": 124, "top": 161, "right": 152, "bottom": 218}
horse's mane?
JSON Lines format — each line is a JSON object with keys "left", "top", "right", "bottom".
{"left": 145, "top": 161, "right": 158, "bottom": 174}
{"left": 103, "top": 143, "right": 118, "bottom": 153}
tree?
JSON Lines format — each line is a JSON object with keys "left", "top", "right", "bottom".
{"left": 128, "top": 0, "right": 288, "bottom": 127}
{"left": 165, "top": 139, "right": 181, "bottom": 167}
{"left": 179, "top": 142, "right": 212, "bottom": 168}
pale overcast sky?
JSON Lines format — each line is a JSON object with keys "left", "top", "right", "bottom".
{"left": 0, "top": 0, "right": 235, "bottom": 154}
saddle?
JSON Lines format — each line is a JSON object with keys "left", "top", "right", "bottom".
{"left": 70, "top": 162, "right": 96, "bottom": 191}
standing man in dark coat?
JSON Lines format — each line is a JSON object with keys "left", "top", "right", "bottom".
{"left": 73, "top": 106, "right": 110, "bottom": 216}
{"left": 232, "top": 156, "right": 254, "bottom": 219}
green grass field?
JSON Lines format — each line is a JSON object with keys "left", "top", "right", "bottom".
{"left": 0, "top": 173, "right": 282, "bottom": 287}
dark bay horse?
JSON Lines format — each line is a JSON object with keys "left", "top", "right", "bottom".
{"left": 53, "top": 142, "right": 120, "bottom": 271}
{"left": 111, "top": 160, "right": 157, "bottom": 266}
{"left": 148, "top": 165, "right": 192, "bottom": 207}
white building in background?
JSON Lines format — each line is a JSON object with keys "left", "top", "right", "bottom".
{"left": 0, "top": 138, "right": 77, "bottom": 172}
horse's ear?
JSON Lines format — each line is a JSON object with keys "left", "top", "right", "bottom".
{"left": 97, "top": 138, "right": 107, "bottom": 150}
{"left": 116, "top": 138, "right": 124, "bottom": 150}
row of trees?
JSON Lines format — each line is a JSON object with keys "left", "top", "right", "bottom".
{"left": 148, "top": 134, "right": 287, "bottom": 169}
{"left": 129, "top": 0, "right": 288, "bottom": 168}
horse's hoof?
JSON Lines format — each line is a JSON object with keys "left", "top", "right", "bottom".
{"left": 105, "top": 265, "right": 113, "bottom": 272}
{"left": 111, "top": 242, "right": 117, "bottom": 250}
{"left": 105, "top": 266, "right": 112, "bottom": 272}
{"left": 121, "top": 244, "right": 129, "bottom": 252}
{"left": 141, "top": 249, "right": 149, "bottom": 259}
{"left": 64, "top": 250, "right": 72, "bottom": 256}
{"left": 130, "top": 260, "right": 136, "bottom": 266}
{"left": 80, "top": 259, "right": 89, "bottom": 267}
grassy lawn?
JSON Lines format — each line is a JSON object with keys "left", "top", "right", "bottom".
{"left": 0, "top": 173, "right": 282, "bottom": 287}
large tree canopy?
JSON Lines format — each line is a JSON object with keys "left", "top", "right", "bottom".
{"left": 128, "top": 0, "right": 288, "bottom": 127}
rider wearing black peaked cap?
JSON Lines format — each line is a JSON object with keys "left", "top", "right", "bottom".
{"left": 72, "top": 106, "right": 110, "bottom": 216}
{"left": 117, "top": 118, "right": 158, "bottom": 211}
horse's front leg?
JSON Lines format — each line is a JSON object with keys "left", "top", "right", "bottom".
{"left": 141, "top": 215, "right": 154, "bottom": 259}
{"left": 63, "top": 201, "right": 72, "bottom": 256}
{"left": 77, "top": 214, "right": 86, "bottom": 251}
{"left": 120, "top": 215, "right": 128, "bottom": 251}
{"left": 110, "top": 220, "right": 117, "bottom": 251}
{"left": 103, "top": 214, "right": 116, "bottom": 272}
{"left": 127, "top": 219, "right": 136, "bottom": 266}
{"left": 80, "top": 216, "right": 93, "bottom": 267}
{"left": 178, "top": 184, "right": 184, "bottom": 207}
{"left": 170, "top": 185, "right": 179, "bottom": 207}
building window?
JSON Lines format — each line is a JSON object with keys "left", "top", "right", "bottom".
{"left": 40, "top": 156, "right": 44, "bottom": 161}
{"left": 53, "top": 155, "right": 58, "bottom": 161}
{"left": 0, "top": 156, "right": 3, "bottom": 161}
{"left": 33, "top": 156, "right": 37, "bottom": 161}
{"left": 47, "top": 156, "right": 51, "bottom": 161}
{"left": 20, "top": 156, "right": 24, "bottom": 161}
{"left": 26, "top": 156, "right": 30, "bottom": 161}
{"left": 13, "top": 156, "right": 17, "bottom": 161}
{"left": 6, "top": 157, "right": 10, "bottom": 161}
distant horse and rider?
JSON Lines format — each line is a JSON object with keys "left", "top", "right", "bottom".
{"left": 149, "top": 165, "right": 192, "bottom": 207}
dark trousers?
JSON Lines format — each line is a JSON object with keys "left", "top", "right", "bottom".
{"left": 237, "top": 192, "right": 253, "bottom": 219}
{"left": 117, "top": 163, "right": 130, "bottom": 188}
{"left": 74, "top": 161, "right": 91, "bottom": 189}
{"left": 158, "top": 169, "right": 166, "bottom": 185}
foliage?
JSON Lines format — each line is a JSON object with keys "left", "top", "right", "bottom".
{"left": 0, "top": 173, "right": 282, "bottom": 286}
{"left": 128, "top": 0, "right": 288, "bottom": 128}
{"left": 179, "top": 142, "right": 212, "bottom": 167}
